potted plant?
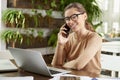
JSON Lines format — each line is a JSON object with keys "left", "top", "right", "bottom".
{"left": 1, "top": 8, "right": 45, "bottom": 48}
{"left": 2, "top": 9, "right": 25, "bottom": 28}
{"left": 0, "top": 29, "right": 43, "bottom": 48}
{"left": 21, "top": 28, "right": 43, "bottom": 47}
{"left": 30, "top": 9, "right": 43, "bottom": 28}
{"left": 0, "top": 30, "right": 23, "bottom": 48}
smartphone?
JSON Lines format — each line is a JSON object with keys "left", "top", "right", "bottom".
{"left": 60, "top": 76, "right": 80, "bottom": 80}
{"left": 64, "top": 24, "right": 70, "bottom": 37}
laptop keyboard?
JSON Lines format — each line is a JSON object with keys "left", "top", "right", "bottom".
{"left": 49, "top": 69, "right": 61, "bottom": 74}
{"left": 48, "top": 66, "right": 71, "bottom": 75}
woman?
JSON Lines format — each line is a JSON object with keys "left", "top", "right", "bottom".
{"left": 51, "top": 2, "right": 102, "bottom": 77}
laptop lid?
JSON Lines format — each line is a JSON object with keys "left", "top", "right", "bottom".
{"left": 8, "top": 47, "right": 70, "bottom": 76}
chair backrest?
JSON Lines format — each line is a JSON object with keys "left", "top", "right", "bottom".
{"left": 101, "top": 54, "right": 120, "bottom": 71}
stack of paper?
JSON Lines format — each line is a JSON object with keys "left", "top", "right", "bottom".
{"left": 0, "top": 76, "right": 34, "bottom": 80}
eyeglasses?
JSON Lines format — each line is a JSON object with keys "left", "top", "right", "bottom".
{"left": 64, "top": 13, "right": 84, "bottom": 22}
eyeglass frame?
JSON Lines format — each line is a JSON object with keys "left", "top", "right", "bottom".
{"left": 64, "top": 12, "right": 84, "bottom": 22}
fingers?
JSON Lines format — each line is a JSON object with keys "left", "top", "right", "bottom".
{"left": 58, "top": 31, "right": 67, "bottom": 38}
{"left": 60, "top": 24, "right": 66, "bottom": 31}
{"left": 59, "top": 24, "right": 68, "bottom": 34}
{"left": 58, "top": 23, "right": 70, "bottom": 39}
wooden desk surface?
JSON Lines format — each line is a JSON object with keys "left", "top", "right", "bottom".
{"left": 0, "top": 66, "right": 97, "bottom": 80}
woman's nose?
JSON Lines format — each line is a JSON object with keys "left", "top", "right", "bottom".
{"left": 67, "top": 19, "right": 74, "bottom": 26}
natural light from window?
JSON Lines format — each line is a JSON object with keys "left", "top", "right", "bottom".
{"left": 98, "top": 0, "right": 108, "bottom": 11}
{"left": 97, "top": 0, "right": 120, "bottom": 36}
{"left": 113, "top": 0, "right": 120, "bottom": 13}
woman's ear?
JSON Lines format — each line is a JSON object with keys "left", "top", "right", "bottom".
{"left": 83, "top": 13, "right": 87, "bottom": 20}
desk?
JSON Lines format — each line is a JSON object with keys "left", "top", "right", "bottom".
{"left": 0, "top": 59, "right": 99, "bottom": 80}
{"left": 0, "top": 65, "right": 100, "bottom": 80}
{"left": 0, "top": 59, "right": 93, "bottom": 80}
{"left": 0, "top": 70, "right": 51, "bottom": 80}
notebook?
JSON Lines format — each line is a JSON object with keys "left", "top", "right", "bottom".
{"left": 8, "top": 47, "right": 71, "bottom": 77}
{"left": 0, "top": 59, "right": 18, "bottom": 72}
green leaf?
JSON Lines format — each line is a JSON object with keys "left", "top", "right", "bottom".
{"left": 51, "top": 0, "right": 57, "bottom": 8}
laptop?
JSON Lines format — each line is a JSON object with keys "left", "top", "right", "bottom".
{"left": 8, "top": 47, "right": 71, "bottom": 77}
{"left": 0, "top": 59, "right": 18, "bottom": 72}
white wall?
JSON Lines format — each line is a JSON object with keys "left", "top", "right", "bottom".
{"left": 0, "top": 0, "right": 7, "bottom": 51}
{"left": 0, "top": 0, "right": 14, "bottom": 59}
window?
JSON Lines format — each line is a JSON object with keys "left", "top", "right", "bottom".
{"left": 97, "top": 0, "right": 120, "bottom": 37}
{"left": 113, "top": 0, "right": 120, "bottom": 13}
